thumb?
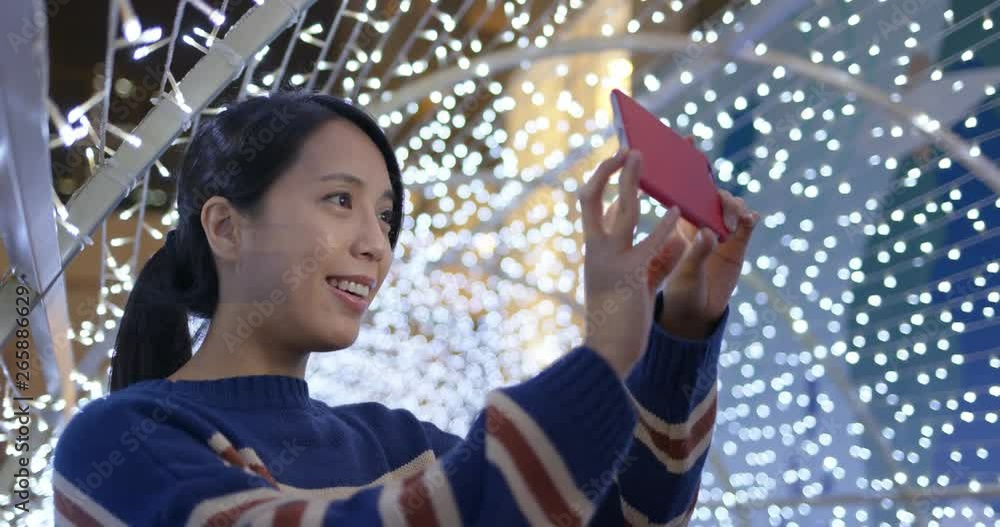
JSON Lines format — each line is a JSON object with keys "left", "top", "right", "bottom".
{"left": 716, "top": 211, "right": 759, "bottom": 263}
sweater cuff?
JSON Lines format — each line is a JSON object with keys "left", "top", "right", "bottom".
{"left": 500, "top": 346, "right": 637, "bottom": 483}
{"left": 626, "top": 302, "right": 727, "bottom": 422}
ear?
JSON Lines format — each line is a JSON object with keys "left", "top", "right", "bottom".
{"left": 200, "top": 196, "right": 243, "bottom": 264}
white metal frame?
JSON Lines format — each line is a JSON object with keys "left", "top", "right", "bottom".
{"left": 0, "top": 0, "right": 319, "bottom": 391}
{"left": 0, "top": 0, "right": 76, "bottom": 409}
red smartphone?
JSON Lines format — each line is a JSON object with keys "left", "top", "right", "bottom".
{"left": 610, "top": 88, "right": 730, "bottom": 242}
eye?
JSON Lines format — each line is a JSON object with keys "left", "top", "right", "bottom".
{"left": 325, "top": 192, "right": 352, "bottom": 208}
{"left": 379, "top": 209, "right": 394, "bottom": 225}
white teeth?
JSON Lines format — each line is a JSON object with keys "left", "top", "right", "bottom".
{"left": 332, "top": 279, "right": 370, "bottom": 298}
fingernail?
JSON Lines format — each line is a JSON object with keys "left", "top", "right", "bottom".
{"left": 695, "top": 230, "right": 703, "bottom": 243}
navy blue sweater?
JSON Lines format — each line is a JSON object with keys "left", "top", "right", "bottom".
{"left": 53, "top": 306, "right": 725, "bottom": 526}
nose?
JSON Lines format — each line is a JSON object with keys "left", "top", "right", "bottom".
{"left": 351, "top": 211, "right": 390, "bottom": 263}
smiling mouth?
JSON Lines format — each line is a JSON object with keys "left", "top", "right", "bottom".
{"left": 337, "top": 287, "right": 364, "bottom": 299}
{"left": 325, "top": 277, "right": 372, "bottom": 300}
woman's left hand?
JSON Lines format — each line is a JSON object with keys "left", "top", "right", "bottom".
{"left": 646, "top": 139, "right": 760, "bottom": 339}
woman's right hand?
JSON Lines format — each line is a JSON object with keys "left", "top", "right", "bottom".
{"left": 579, "top": 149, "right": 681, "bottom": 379}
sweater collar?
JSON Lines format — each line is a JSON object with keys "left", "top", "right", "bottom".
{"left": 132, "top": 374, "right": 313, "bottom": 410}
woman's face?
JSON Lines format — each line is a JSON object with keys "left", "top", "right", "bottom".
{"left": 235, "top": 118, "right": 395, "bottom": 352}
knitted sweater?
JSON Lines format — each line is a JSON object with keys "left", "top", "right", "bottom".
{"left": 52, "top": 303, "right": 725, "bottom": 526}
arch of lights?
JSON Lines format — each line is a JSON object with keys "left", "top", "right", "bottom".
{"left": 1, "top": 0, "right": 998, "bottom": 526}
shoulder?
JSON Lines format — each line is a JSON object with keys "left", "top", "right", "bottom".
{"left": 60, "top": 384, "right": 187, "bottom": 431}
{"left": 58, "top": 390, "right": 150, "bottom": 441}
{"left": 314, "top": 399, "right": 450, "bottom": 442}
{"left": 320, "top": 400, "right": 424, "bottom": 431}
{"left": 54, "top": 386, "right": 196, "bottom": 469}
{"left": 319, "top": 400, "right": 462, "bottom": 456}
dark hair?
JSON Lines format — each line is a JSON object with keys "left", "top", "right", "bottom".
{"left": 109, "top": 93, "right": 403, "bottom": 392}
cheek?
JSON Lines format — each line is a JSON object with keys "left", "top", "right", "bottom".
{"left": 373, "top": 256, "right": 394, "bottom": 295}
{"left": 273, "top": 212, "right": 339, "bottom": 268}
{"left": 242, "top": 253, "right": 292, "bottom": 299}
{"left": 240, "top": 232, "right": 322, "bottom": 298}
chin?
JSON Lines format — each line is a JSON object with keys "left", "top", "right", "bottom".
{"left": 313, "top": 320, "right": 360, "bottom": 351}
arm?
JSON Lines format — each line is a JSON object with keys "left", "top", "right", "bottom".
{"left": 591, "top": 292, "right": 725, "bottom": 526}
{"left": 53, "top": 346, "right": 636, "bottom": 527}
{"left": 414, "top": 418, "right": 463, "bottom": 460}
{"left": 585, "top": 176, "right": 756, "bottom": 525}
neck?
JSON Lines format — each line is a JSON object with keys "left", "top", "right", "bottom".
{"left": 167, "top": 302, "right": 309, "bottom": 382}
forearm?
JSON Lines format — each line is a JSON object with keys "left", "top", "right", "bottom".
{"left": 592, "top": 293, "right": 725, "bottom": 524}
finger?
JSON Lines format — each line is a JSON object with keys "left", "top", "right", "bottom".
{"left": 719, "top": 189, "right": 746, "bottom": 233}
{"left": 612, "top": 151, "right": 642, "bottom": 240}
{"left": 604, "top": 197, "right": 620, "bottom": 220}
{"left": 716, "top": 209, "right": 760, "bottom": 263}
{"left": 603, "top": 198, "right": 620, "bottom": 235}
{"left": 672, "top": 227, "right": 717, "bottom": 283}
{"left": 580, "top": 149, "right": 628, "bottom": 240}
{"left": 635, "top": 206, "right": 681, "bottom": 262}
{"left": 676, "top": 215, "right": 698, "bottom": 242}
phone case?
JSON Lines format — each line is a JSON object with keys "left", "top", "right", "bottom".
{"left": 610, "top": 88, "right": 730, "bottom": 242}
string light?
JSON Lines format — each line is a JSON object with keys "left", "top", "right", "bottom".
{"left": 187, "top": 0, "right": 226, "bottom": 26}
{"left": 117, "top": 0, "right": 142, "bottom": 42}
{"left": 181, "top": 34, "right": 210, "bottom": 54}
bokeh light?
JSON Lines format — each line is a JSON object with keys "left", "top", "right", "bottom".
{"left": 2, "top": 1, "right": 998, "bottom": 526}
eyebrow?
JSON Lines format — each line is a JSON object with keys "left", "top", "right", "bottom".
{"left": 319, "top": 173, "right": 395, "bottom": 201}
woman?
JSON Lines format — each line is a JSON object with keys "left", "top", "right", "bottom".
{"left": 52, "top": 92, "right": 758, "bottom": 526}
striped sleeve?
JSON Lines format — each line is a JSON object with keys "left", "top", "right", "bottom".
{"left": 52, "top": 346, "right": 637, "bottom": 527}
{"left": 590, "top": 295, "right": 726, "bottom": 526}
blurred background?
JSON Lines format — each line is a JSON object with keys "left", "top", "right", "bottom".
{"left": 1, "top": 0, "right": 998, "bottom": 525}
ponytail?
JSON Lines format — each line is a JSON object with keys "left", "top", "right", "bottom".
{"left": 110, "top": 230, "right": 194, "bottom": 391}
{"left": 110, "top": 224, "right": 219, "bottom": 391}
